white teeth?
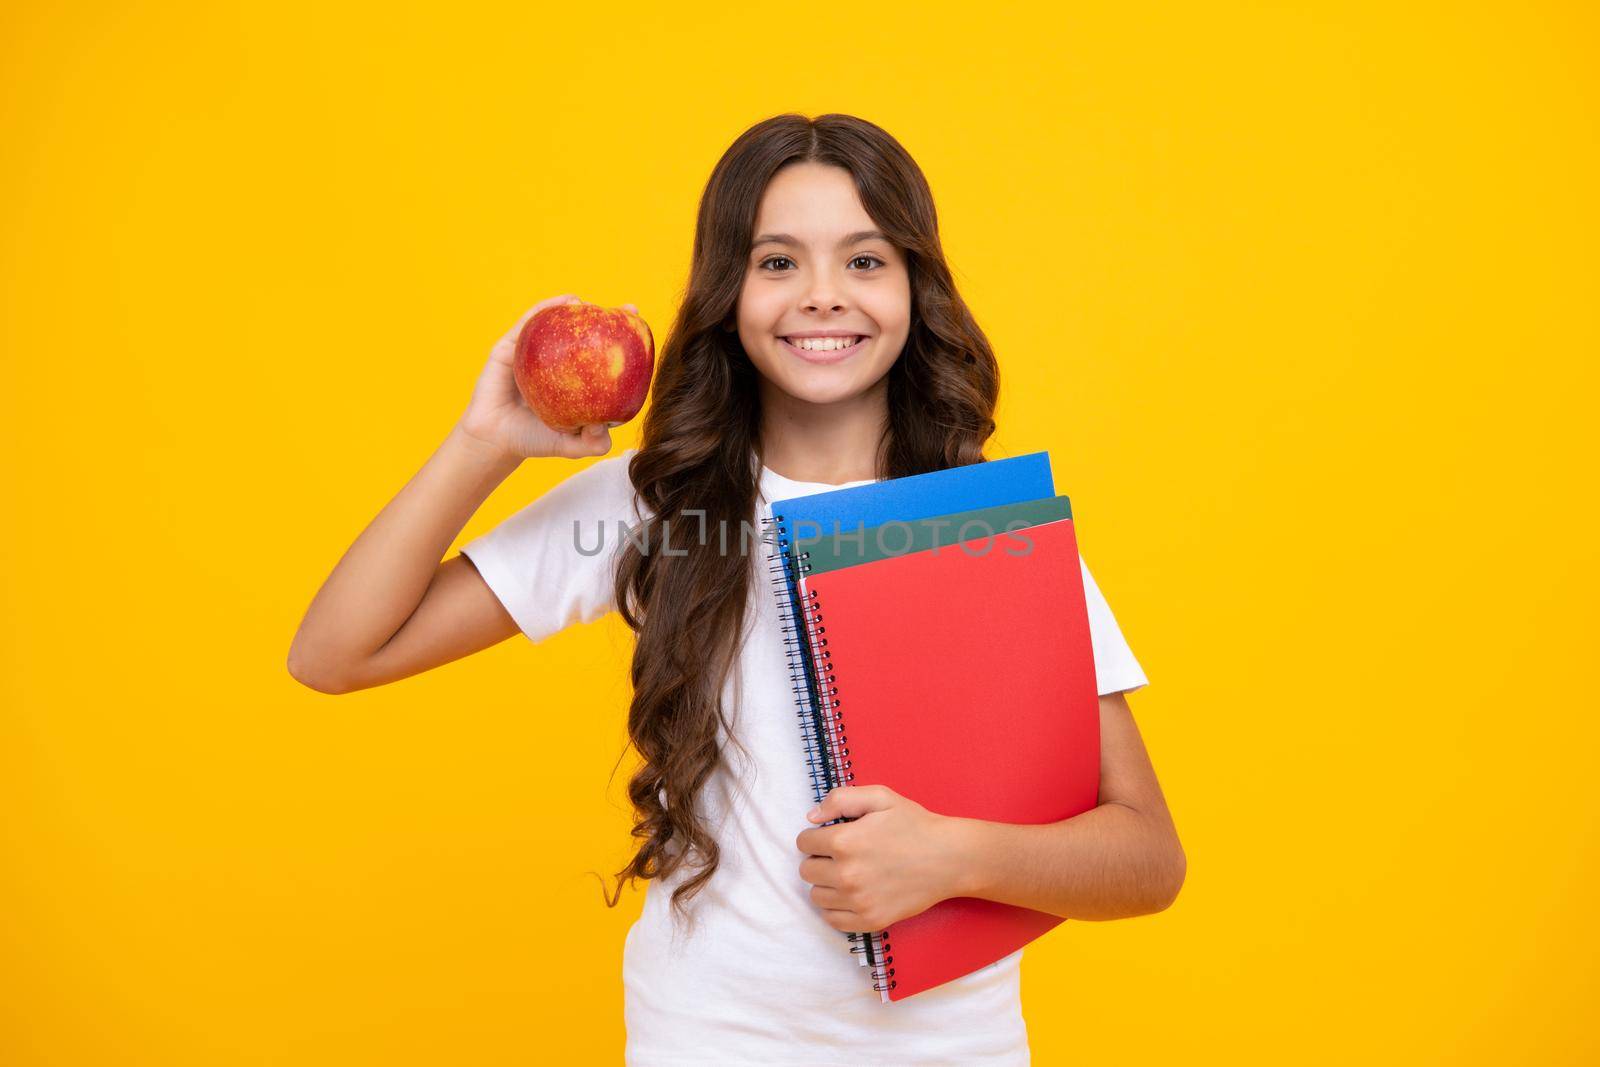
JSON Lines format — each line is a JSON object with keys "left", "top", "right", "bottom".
{"left": 786, "top": 336, "right": 864, "bottom": 351}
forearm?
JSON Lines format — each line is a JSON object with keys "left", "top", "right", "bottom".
{"left": 945, "top": 802, "right": 1185, "bottom": 921}
{"left": 290, "top": 422, "right": 521, "bottom": 671}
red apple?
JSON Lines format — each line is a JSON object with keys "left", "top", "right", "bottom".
{"left": 512, "top": 302, "right": 655, "bottom": 429}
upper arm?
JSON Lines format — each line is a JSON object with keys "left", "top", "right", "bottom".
{"left": 331, "top": 553, "right": 521, "bottom": 692}
{"left": 1097, "top": 691, "right": 1185, "bottom": 884}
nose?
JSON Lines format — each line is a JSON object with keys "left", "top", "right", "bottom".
{"left": 802, "top": 267, "right": 847, "bottom": 314}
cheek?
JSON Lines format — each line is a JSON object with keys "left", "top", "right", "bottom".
{"left": 738, "top": 276, "right": 783, "bottom": 318}
{"left": 740, "top": 291, "right": 797, "bottom": 351}
{"left": 866, "top": 297, "right": 911, "bottom": 352}
{"left": 864, "top": 285, "right": 911, "bottom": 335}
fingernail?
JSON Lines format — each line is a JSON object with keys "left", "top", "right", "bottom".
{"left": 807, "top": 806, "right": 821, "bottom": 821}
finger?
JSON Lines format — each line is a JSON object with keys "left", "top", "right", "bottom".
{"left": 553, "top": 426, "right": 608, "bottom": 457}
{"left": 623, "top": 303, "right": 638, "bottom": 313}
{"left": 552, "top": 430, "right": 595, "bottom": 459}
{"left": 808, "top": 885, "right": 848, "bottom": 909}
{"left": 821, "top": 909, "right": 870, "bottom": 933}
{"left": 531, "top": 294, "right": 576, "bottom": 319}
{"left": 795, "top": 826, "right": 836, "bottom": 856}
{"left": 498, "top": 297, "right": 569, "bottom": 352}
{"left": 811, "top": 784, "right": 891, "bottom": 824}
{"left": 799, "top": 855, "right": 839, "bottom": 887}
{"left": 494, "top": 308, "right": 544, "bottom": 353}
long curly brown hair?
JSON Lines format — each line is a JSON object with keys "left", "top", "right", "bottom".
{"left": 600, "top": 112, "right": 1001, "bottom": 929}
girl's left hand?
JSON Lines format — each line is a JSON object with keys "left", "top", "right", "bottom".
{"left": 795, "top": 785, "right": 965, "bottom": 933}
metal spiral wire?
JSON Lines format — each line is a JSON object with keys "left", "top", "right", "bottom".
{"left": 761, "top": 513, "right": 895, "bottom": 995}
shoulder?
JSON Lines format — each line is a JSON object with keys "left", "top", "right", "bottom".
{"left": 459, "top": 447, "right": 643, "bottom": 644}
{"left": 1076, "top": 552, "right": 1149, "bottom": 695}
{"left": 463, "top": 447, "right": 642, "bottom": 560}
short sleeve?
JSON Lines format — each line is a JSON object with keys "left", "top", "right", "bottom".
{"left": 1080, "top": 554, "right": 1149, "bottom": 695}
{"left": 460, "top": 448, "right": 642, "bottom": 645}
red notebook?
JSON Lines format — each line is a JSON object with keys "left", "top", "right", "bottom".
{"left": 796, "top": 512, "right": 1100, "bottom": 1001}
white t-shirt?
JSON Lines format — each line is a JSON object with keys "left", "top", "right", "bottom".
{"left": 461, "top": 447, "right": 1149, "bottom": 1067}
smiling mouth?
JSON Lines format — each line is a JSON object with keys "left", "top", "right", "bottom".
{"left": 779, "top": 336, "right": 868, "bottom": 362}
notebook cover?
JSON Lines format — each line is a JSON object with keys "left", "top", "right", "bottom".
{"left": 798, "top": 515, "right": 1099, "bottom": 1001}
{"left": 768, "top": 451, "right": 1055, "bottom": 546}
{"left": 796, "top": 496, "right": 1073, "bottom": 576}
{"left": 767, "top": 451, "right": 1059, "bottom": 794}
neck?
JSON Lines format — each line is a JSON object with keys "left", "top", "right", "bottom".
{"left": 757, "top": 374, "right": 889, "bottom": 485}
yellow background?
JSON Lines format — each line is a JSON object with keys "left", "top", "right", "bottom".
{"left": 3, "top": 2, "right": 1596, "bottom": 1063}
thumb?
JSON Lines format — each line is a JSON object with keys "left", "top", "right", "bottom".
{"left": 807, "top": 784, "right": 891, "bottom": 823}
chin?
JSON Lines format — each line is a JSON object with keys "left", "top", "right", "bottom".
{"left": 770, "top": 367, "right": 880, "bottom": 407}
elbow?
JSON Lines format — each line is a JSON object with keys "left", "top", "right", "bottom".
{"left": 1148, "top": 844, "right": 1187, "bottom": 914}
{"left": 286, "top": 642, "right": 353, "bottom": 695}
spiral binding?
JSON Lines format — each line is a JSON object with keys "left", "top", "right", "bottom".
{"left": 762, "top": 512, "right": 896, "bottom": 997}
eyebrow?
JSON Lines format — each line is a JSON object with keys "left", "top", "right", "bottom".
{"left": 752, "top": 229, "right": 889, "bottom": 249}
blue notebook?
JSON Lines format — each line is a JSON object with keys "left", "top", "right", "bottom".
{"left": 767, "top": 451, "right": 1055, "bottom": 553}
{"left": 763, "top": 448, "right": 1056, "bottom": 792}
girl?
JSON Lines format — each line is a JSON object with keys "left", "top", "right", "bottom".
{"left": 289, "top": 112, "right": 1185, "bottom": 1066}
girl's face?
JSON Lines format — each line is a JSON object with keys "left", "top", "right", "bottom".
{"left": 735, "top": 161, "right": 911, "bottom": 408}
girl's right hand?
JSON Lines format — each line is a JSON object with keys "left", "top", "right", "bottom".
{"left": 458, "top": 294, "right": 636, "bottom": 461}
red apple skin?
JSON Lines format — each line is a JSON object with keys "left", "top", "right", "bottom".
{"left": 512, "top": 303, "right": 655, "bottom": 429}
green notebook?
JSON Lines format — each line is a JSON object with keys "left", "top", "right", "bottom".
{"left": 794, "top": 495, "right": 1073, "bottom": 577}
